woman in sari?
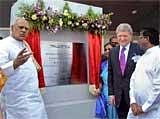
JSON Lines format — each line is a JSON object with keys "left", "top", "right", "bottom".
{"left": 100, "top": 42, "right": 118, "bottom": 119}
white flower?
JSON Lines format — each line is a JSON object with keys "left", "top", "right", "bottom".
{"left": 59, "top": 18, "right": 63, "bottom": 26}
{"left": 81, "top": 20, "right": 84, "bottom": 23}
{"left": 42, "top": 16, "right": 47, "bottom": 21}
{"left": 102, "top": 26, "right": 106, "bottom": 29}
{"left": 75, "top": 22, "right": 79, "bottom": 26}
{"left": 97, "top": 24, "right": 101, "bottom": 28}
{"left": 68, "top": 21, "right": 72, "bottom": 25}
{"left": 82, "top": 23, "right": 88, "bottom": 27}
{"left": 31, "top": 14, "right": 37, "bottom": 20}
{"left": 132, "top": 55, "right": 141, "bottom": 63}
{"left": 91, "top": 24, "right": 95, "bottom": 28}
{"left": 63, "top": 9, "right": 69, "bottom": 16}
{"left": 49, "top": 19, "right": 53, "bottom": 24}
{"left": 64, "top": 9, "right": 68, "bottom": 13}
{"left": 46, "top": 26, "right": 49, "bottom": 29}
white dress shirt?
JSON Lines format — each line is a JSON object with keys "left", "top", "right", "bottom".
{"left": 0, "top": 36, "right": 48, "bottom": 119}
{"left": 127, "top": 46, "right": 160, "bottom": 119}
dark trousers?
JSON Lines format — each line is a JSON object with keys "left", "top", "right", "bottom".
{"left": 117, "top": 92, "right": 130, "bottom": 119}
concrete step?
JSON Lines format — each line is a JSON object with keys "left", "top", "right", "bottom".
{"left": 46, "top": 99, "right": 97, "bottom": 119}
{"left": 42, "top": 85, "right": 97, "bottom": 119}
{"left": 43, "top": 84, "right": 95, "bottom": 105}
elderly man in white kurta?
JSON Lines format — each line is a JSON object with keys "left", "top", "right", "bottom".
{"left": 127, "top": 28, "right": 160, "bottom": 119}
{"left": 0, "top": 18, "right": 48, "bottom": 119}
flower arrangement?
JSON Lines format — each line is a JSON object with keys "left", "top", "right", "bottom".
{"left": 18, "top": 0, "right": 113, "bottom": 34}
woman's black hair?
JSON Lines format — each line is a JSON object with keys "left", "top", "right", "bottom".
{"left": 104, "top": 42, "right": 114, "bottom": 48}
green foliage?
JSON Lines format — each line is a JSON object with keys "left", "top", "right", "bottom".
{"left": 86, "top": 7, "right": 99, "bottom": 20}
{"left": 18, "top": 1, "right": 113, "bottom": 34}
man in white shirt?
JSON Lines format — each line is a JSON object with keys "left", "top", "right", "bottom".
{"left": 0, "top": 18, "right": 48, "bottom": 119}
{"left": 127, "top": 28, "right": 160, "bottom": 119}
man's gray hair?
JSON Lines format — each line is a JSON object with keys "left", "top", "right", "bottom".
{"left": 12, "top": 17, "right": 27, "bottom": 26}
{"left": 116, "top": 23, "right": 133, "bottom": 34}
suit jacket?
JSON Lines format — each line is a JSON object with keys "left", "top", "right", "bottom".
{"left": 108, "top": 43, "right": 144, "bottom": 107}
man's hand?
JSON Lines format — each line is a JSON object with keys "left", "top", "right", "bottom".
{"left": 13, "top": 48, "right": 32, "bottom": 69}
{"left": 109, "top": 95, "right": 115, "bottom": 105}
{"left": 130, "top": 103, "right": 139, "bottom": 116}
{"left": 130, "top": 103, "right": 144, "bottom": 116}
{"left": 136, "top": 105, "right": 144, "bottom": 115}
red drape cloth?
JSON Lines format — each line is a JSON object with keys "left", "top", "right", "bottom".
{"left": 26, "top": 30, "right": 45, "bottom": 88}
{"left": 71, "top": 43, "right": 87, "bottom": 84}
{"left": 88, "top": 32, "right": 102, "bottom": 89}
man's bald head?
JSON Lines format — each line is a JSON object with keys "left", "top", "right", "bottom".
{"left": 11, "top": 18, "right": 29, "bottom": 41}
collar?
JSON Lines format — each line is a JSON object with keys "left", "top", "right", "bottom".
{"left": 8, "top": 36, "right": 25, "bottom": 48}
{"left": 8, "top": 36, "right": 23, "bottom": 43}
{"left": 120, "top": 43, "right": 130, "bottom": 52}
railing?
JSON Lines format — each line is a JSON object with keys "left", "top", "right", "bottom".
{"left": 0, "top": 27, "right": 10, "bottom": 30}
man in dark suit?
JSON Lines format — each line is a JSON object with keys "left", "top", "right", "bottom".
{"left": 108, "top": 23, "right": 144, "bottom": 119}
